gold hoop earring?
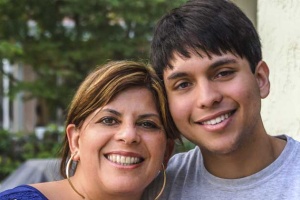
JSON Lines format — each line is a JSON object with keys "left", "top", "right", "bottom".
{"left": 66, "top": 152, "right": 85, "bottom": 199}
{"left": 154, "top": 163, "right": 166, "bottom": 200}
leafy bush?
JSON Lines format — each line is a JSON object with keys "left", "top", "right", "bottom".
{"left": 0, "top": 125, "right": 64, "bottom": 182}
{"left": 0, "top": 125, "right": 196, "bottom": 182}
{"left": 175, "top": 137, "right": 196, "bottom": 154}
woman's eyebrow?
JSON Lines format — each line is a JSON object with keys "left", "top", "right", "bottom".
{"left": 138, "top": 113, "right": 160, "bottom": 120}
{"left": 101, "top": 108, "right": 121, "bottom": 117}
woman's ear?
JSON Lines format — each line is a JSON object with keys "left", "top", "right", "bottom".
{"left": 67, "top": 124, "right": 81, "bottom": 160}
{"left": 163, "top": 139, "right": 175, "bottom": 167}
{"left": 255, "top": 61, "right": 270, "bottom": 99}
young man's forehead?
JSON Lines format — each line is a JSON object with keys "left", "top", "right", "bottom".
{"left": 169, "top": 49, "right": 240, "bottom": 64}
{"left": 163, "top": 50, "right": 250, "bottom": 78}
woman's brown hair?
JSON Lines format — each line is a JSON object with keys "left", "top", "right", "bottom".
{"left": 59, "top": 60, "right": 181, "bottom": 178}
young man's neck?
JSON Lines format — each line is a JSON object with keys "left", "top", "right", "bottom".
{"left": 201, "top": 133, "right": 286, "bottom": 179}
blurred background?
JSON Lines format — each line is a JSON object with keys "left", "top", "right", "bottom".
{"left": 0, "top": 0, "right": 186, "bottom": 184}
{"left": 0, "top": 0, "right": 299, "bottom": 189}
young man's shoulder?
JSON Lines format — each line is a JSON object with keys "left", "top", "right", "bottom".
{"left": 141, "top": 146, "right": 204, "bottom": 200}
{"left": 164, "top": 145, "right": 205, "bottom": 188}
{"left": 167, "top": 145, "right": 202, "bottom": 170}
{"left": 142, "top": 135, "right": 300, "bottom": 199}
{"left": 278, "top": 134, "right": 300, "bottom": 155}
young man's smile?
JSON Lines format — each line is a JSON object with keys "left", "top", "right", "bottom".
{"left": 164, "top": 51, "right": 269, "bottom": 154}
{"left": 194, "top": 109, "right": 235, "bottom": 132}
{"left": 141, "top": 0, "right": 297, "bottom": 199}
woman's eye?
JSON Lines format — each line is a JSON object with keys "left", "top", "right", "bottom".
{"left": 138, "top": 121, "right": 161, "bottom": 130}
{"left": 100, "top": 117, "right": 118, "bottom": 126}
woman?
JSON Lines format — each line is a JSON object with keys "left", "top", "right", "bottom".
{"left": 0, "top": 61, "right": 181, "bottom": 199}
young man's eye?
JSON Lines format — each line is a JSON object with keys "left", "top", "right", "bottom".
{"left": 175, "top": 81, "right": 191, "bottom": 89}
{"left": 215, "top": 70, "right": 234, "bottom": 79}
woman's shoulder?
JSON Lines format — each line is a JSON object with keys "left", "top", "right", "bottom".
{"left": 0, "top": 185, "right": 48, "bottom": 200}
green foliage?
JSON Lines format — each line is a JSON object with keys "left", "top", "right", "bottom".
{"left": 0, "top": 0, "right": 185, "bottom": 122}
{"left": 0, "top": 41, "right": 23, "bottom": 59}
{"left": 0, "top": 126, "right": 64, "bottom": 182}
{"left": 0, "top": 125, "right": 196, "bottom": 182}
{"left": 175, "top": 137, "right": 196, "bottom": 154}
{"left": 0, "top": 0, "right": 193, "bottom": 181}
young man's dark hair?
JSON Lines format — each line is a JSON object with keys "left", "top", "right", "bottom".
{"left": 142, "top": 0, "right": 300, "bottom": 199}
{"left": 151, "top": 0, "right": 261, "bottom": 78}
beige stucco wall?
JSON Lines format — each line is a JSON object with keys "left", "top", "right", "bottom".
{"left": 234, "top": 0, "right": 300, "bottom": 141}
{"left": 232, "top": 0, "right": 257, "bottom": 27}
{"left": 258, "top": 0, "right": 300, "bottom": 140}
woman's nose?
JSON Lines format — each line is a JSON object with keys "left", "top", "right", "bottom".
{"left": 114, "top": 125, "right": 141, "bottom": 144}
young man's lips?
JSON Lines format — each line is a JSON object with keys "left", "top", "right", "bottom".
{"left": 196, "top": 110, "right": 235, "bottom": 125}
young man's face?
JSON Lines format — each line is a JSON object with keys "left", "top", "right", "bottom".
{"left": 163, "top": 51, "right": 270, "bottom": 155}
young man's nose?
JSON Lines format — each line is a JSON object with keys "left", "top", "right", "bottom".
{"left": 115, "top": 125, "right": 141, "bottom": 144}
{"left": 196, "top": 81, "right": 223, "bottom": 109}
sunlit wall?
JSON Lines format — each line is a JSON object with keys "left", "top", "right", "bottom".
{"left": 234, "top": 0, "right": 300, "bottom": 141}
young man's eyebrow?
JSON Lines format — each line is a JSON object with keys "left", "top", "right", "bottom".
{"left": 167, "top": 72, "right": 188, "bottom": 80}
{"left": 210, "top": 58, "right": 237, "bottom": 69}
{"left": 166, "top": 58, "right": 237, "bottom": 80}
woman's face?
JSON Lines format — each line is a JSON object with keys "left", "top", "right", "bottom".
{"left": 68, "top": 87, "right": 167, "bottom": 198}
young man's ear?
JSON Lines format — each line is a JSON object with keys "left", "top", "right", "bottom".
{"left": 66, "top": 124, "right": 81, "bottom": 160}
{"left": 255, "top": 61, "right": 270, "bottom": 99}
{"left": 163, "top": 139, "right": 175, "bottom": 168}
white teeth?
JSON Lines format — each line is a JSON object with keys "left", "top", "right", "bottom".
{"left": 202, "top": 113, "right": 230, "bottom": 125}
{"left": 107, "top": 154, "right": 141, "bottom": 165}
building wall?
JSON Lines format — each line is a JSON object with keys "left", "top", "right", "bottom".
{"left": 1, "top": 61, "right": 37, "bottom": 133}
{"left": 258, "top": 0, "right": 300, "bottom": 140}
{"left": 232, "top": 0, "right": 257, "bottom": 27}
{"left": 234, "top": 0, "right": 300, "bottom": 141}
{"left": 22, "top": 65, "right": 37, "bottom": 133}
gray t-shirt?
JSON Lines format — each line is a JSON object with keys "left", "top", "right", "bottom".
{"left": 142, "top": 135, "right": 300, "bottom": 200}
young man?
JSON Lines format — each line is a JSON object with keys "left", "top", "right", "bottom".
{"left": 142, "top": 0, "right": 300, "bottom": 199}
